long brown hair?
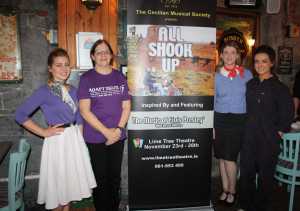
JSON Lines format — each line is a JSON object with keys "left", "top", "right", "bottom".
{"left": 47, "top": 48, "right": 70, "bottom": 83}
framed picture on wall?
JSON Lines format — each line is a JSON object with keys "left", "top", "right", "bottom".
{"left": 277, "top": 46, "right": 293, "bottom": 74}
{"left": 0, "top": 8, "right": 22, "bottom": 82}
{"left": 76, "top": 32, "right": 103, "bottom": 70}
{"left": 216, "top": 8, "right": 259, "bottom": 69}
{"left": 120, "top": 64, "right": 128, "bottom": 78}
{"left": 225, "top": 0, "right": 261, "bottom": 8}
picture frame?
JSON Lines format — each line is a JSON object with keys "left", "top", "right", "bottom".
{"left": 76, "top": 32, "right": 103, "bottom": 70}
{"left": 0, "top": 9, "right": 22, "bottom": 83}
{"left": 277, "top": 46, "right": 293, "bottom": 75}
{"left": 225, "top": 0, "right": 261, "bottom": 8}
{"left": 120, "top": 64, "right": 128, "bottom": 77}
{"left": 216, "top": 8, "right": 260, "bottom": 69}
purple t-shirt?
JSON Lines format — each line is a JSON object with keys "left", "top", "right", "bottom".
{"left": 77, "top": 69, "right": 131, "bottom": 143}
{"left": 15, "top": 85, "right": 82, "bottom": 125}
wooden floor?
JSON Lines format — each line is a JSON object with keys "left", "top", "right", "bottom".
{"left": 28, "top": 177, "right": 300, "bottom": 211}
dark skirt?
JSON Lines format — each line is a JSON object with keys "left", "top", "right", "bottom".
{"left": 213, "top": 112, "right": 246, "bottom": 161}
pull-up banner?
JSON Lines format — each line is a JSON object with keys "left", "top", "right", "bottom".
{"left": 127, "top": 0, "right": 216, "bottom": 209}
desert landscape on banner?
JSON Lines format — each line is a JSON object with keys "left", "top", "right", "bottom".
{"left": 127, "top": 25, "right": 216, "bottom": 96}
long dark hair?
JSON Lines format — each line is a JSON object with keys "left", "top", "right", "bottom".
{"left": 47, "top": 48, "right": 70, "bottom": 82}
{"left": 90, "top": 39, "right": 114, "bottom": 67}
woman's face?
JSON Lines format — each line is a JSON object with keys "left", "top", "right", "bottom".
{"left": 48, "top": 56, "right": 70, "bottom": 82}
{"left": 221, "top": 46, "right": 239, "bottom": 67}
{"left": 91, "top": 43, "right": 112, "bottom": 67}
{"left": 254, "top": 53, "right": 273, "bottom": 77}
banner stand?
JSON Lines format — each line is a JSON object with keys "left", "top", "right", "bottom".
{"left": 127, "top": 0, "right": 216, "bottom": 209}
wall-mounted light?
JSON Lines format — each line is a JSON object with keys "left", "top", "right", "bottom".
{"left": 81, "top": 0, "right": 102, "bottom": 10}
{"left": 247, "top": 38, "right": 255, "bottom": 47}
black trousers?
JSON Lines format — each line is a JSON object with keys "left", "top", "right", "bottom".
{"left": 87, "top": 141, "right": 124, "bottom": 211}
{"left": 239, "top": 129, "right": 278, "bottom": 211}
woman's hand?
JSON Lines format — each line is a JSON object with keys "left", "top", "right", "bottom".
{"left": 79, "top": 99, "right": 117, "bottom": 139}
{"left": 22, "top": 119, "right": 64, "bottom": 138}
{"left": 105, "top": 99, "right": 130, "bottom": 146}
{"left": 104, "top": 128, "right": 121, "bottom": 146}
{"left": 42, "top": 124, "right": 65, "bottom": 137}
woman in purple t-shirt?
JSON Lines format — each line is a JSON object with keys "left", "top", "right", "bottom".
{"left": 78, "top": 39, "right": 131, "bottom": 211}
{"left": 15, "top": 48, "right": 96, "bottom": 211}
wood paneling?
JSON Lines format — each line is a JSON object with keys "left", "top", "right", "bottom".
{"left": 57, "top": 0, "right": 67, "bottom": 50}
{"left": 58, "top": 0, "right": 118, "bottom": 68}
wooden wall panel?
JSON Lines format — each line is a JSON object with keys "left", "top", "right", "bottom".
{"left": 57, "top": 0, "right": 67, "bottom": 50}
{"left": 108, "top": 0, "right": 118, "bottom": 56}
{"left": 66, "top": 0, "right": 77, "bottom": 68}
{"left": 58, "top": 0, "right": 118, "bottom": 68}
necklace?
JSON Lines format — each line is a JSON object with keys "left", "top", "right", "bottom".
{"left": 49, "top": 80, "right": 64, "bottom": 99}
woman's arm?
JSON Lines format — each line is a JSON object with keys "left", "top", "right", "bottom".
{"left": 79, "top": 99, "right": 120, "bottom": 142}
{"left": 22, "top": 119, "right": 64, "bottom": 138}
{"left": 105, "top": 100, "right": 131, "bottom": 145}
{"left": 15, "top": 86, "right": 64, "bottom": 138}
{"left": 117, "top": 100, "right": 131, "bottom": 128}
{"left": 293, "top": 97, "right": 299, "bottom": 118}
{"left": 276, "top": 84, "right": 294, "bottom": 133}
{"left": 292, "top": 73, "right": 300, "bottom": 118}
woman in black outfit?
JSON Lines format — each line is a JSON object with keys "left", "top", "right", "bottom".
{"left": 238, "top": 45, "right": 294, "bottom": 211}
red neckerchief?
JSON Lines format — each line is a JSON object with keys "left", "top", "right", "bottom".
{"left": 224, "top": 65, "right": 244, "bottom": 78}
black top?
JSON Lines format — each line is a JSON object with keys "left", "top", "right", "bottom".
{"left": 246, "top": 76, "right": 294, "bottom": 134}
{"left": 293, "top": 71, "right": 300, "bottom": 99}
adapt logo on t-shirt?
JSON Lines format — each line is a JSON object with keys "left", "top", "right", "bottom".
{"left": 89, "top": 85, "right": 125, "bottom": 97}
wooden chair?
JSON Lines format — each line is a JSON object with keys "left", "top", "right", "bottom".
{"left": 0, "top": 139, "right": 31, "bottom": 211}
{"left": 274, "top": 133, "right": 300, "bottom": 211}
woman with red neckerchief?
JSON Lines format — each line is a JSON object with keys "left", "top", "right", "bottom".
{"left": 214, "top": 41, "right": 252, "bottom": 206}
